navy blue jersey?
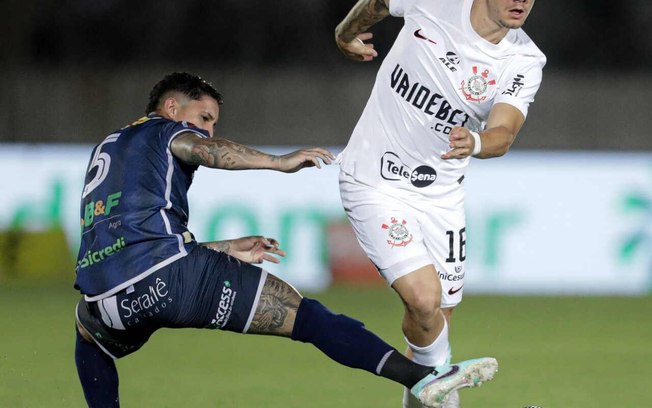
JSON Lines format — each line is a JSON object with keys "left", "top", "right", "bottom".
{"left": 75, "top": 115, "right": 209, "bottom": 300}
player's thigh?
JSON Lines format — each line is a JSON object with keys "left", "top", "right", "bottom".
{"left": 76, "top": 246, "right": 269, "bottom": 358}
{"left": 163, "top": 245, "right": 268, "bottom": 333}
{"left": 104, "top": 246, "right": 267, "bottom": 333}
{"left": 340, "top": 174, "right": 432, "bottom": 286}
{"left": 246, "top": 273, "right": 302, "bottom": 337}
{"left": 419, "top": 203, "right": 466, "bottom": 308}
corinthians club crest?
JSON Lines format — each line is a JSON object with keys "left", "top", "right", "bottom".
{"left": 460, "top": 65, "right": 496, "bottom": 102}
{"left": 381, "top": 217, "right": 413, "bottom": 248}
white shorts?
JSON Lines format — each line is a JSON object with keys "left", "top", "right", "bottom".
{"left": 339, "top": 171, "right": 467, "bottom": 308}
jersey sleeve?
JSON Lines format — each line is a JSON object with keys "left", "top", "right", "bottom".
{"left": 391, "top": 0, "right": 453, "bottom": 25}
{"left": 165, "top": 121, "right": 210, "bottom": 143}
{"left": 389, "top": 0, "right": 417, "bottom": 17}
{"left": 493, "top": 57, "right": 545, "bottom": 119}
{"left": 160, "top": 121, "right": 210, "bottom": 172}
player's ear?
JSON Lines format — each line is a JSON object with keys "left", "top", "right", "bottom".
{"left": 162, "top": 96, "right": 179, "bottom": 119}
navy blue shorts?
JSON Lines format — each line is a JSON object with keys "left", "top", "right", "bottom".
{"left": 76, "top": 246, "right": 267, "bottom": 359}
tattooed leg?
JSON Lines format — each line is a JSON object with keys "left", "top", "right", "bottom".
{"left": 244, "top": 273, "right": 436, "bottom": 387}
{"left": 247, "top": 273, "right": 302, "bottom": 337}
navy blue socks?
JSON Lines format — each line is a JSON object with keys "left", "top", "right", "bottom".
{"left": 290, "top": 297, "right": 432, "bottom": 387}
{"left": 75, "top": 329, "right": 120, "bottom": 407}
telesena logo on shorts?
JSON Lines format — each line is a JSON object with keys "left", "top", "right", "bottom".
{"left": 380, "top": 152, "right": 437, "bottom": 188}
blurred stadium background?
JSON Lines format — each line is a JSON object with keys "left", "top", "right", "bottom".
{"left": 1, "top": 1, "right": 651, "bottom": 407}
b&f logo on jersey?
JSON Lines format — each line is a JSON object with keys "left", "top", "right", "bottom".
{"left": 460, "top": 66, "right": 496, "bottom": 102}
{"left": 380, "top": 152, "right": 437, "bottom": 188}
{"left": 381, "top": 217, "right": 413, "bottom": 248}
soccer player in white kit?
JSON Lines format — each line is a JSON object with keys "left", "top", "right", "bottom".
{"left": 335, "top": 0, "right": 545, "bottom": 406}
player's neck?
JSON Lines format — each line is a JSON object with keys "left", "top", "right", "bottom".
{"left": 470, "top": 2, "right": 510, "bottom": 44}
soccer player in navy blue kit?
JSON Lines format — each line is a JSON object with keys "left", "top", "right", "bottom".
{"left": 74, "top": 72, "right": 497, "bottom": 408}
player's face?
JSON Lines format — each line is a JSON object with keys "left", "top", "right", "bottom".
{"left": 486, "top": 0, "right": 535, "bottom": 29}
{"left": 171, "top": 95, "right": 221, "bottom": 137}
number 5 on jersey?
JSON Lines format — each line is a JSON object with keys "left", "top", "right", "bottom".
{"left": 82, "top": 133, "right": 120, "bottom": 198}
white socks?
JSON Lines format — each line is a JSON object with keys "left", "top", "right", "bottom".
{"left": 406, "top": 318, "right": 451, "bottom": 367}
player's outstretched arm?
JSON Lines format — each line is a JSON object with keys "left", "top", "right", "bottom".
{"left": 441, "top": 103, "right": 526, "bottom": 160}
{"left": 170, "top": 132, "right": 334, "bottom": 172}
{"left": 335, "top": 0, "right": 390, "bottom": 61}
{"left": 201, "top": 236, "right": 286, "bottom": 264}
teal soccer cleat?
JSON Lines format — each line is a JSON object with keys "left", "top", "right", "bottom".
{"left": 410, "top": 357, "right": 498, "bottom": 408}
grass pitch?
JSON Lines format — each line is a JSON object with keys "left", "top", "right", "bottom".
{"left": 0, "top": 283, "right": 650, "bottom": 407}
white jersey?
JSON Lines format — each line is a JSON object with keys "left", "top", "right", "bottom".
{"left": 339, "top": 0, "right": 546, "bottom": 199}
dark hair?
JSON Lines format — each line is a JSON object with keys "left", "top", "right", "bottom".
{"left": 146, "top": 72, "right": 223, "bottom": 114}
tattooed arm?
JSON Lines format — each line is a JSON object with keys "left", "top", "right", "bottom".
{"left": 335, "top": 0, "right": 390, "bottom": 61}
{"left": 171, "top": 132, "right": 277, "bottom": 170}
{"left": 171, "top": 132, "right": 334, "bottom": 172}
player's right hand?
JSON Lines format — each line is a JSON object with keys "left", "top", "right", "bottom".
{"left": 335, "top": 32, "right": 378, "bottom": 62}
{"left": 441, "top": 127, "right": 475, "bottom": 160}
{"left": 228, "top": 236, "right": 286, "bottom": 264}
{"left": 277, "top": 147, "right": 335, "bottom": 173}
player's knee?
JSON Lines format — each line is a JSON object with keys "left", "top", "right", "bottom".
{"left": 395, "top": 272, "right": 442, "bottom": 317}
{"left": 403, "top": 287, "right": 442, "bottom": 319}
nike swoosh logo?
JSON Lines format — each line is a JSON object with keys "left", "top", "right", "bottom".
{"left": 413, "top": 29, "right": 437, "bottom": 45}
{"left": 448, "top": 286, "right": 463, "bottom": 295}
{"left": 433, "top": 365, "right": 460, "bottom": 380}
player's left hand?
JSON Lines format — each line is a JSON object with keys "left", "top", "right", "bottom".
{"left": 441, "top": 127, "right": 476, "bottom": 160}
{"left": 335, "top": 32, "right": 379, "bottom": 62}
{"left": 278, "top": 147, "right": 335, "bottom": 173}
{"left": 228, "top": 236, "right": 286, "bottom": 264}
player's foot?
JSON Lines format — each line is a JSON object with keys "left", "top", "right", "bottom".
{"left": 410, "top": 357, "right": 498, "bottom": 408}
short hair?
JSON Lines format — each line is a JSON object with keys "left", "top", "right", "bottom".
{"left": 146, "top": 72, "right": 224, "bottom": 114}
